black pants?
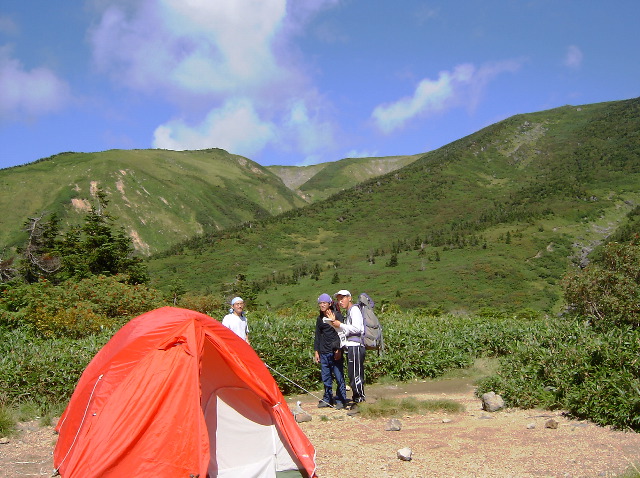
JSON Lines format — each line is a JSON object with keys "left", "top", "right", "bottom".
{"left": 346, "top": 345, "right": 366, "bottom": 402}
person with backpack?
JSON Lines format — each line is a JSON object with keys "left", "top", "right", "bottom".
{"left": 313, "top": 293, "right": 348, "bottom": 410}
{"left": 326, "top": 289, "right": 366, "bottom": 414}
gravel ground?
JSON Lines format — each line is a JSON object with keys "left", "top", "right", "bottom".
{"left": 0, "top": 420, "right": 56, "bottom": 478}
{"left": 293, "top": 380, "right": 640, "bottom": 478}
{"left": 2, "top": 379, "right": 640, "bottom": 477}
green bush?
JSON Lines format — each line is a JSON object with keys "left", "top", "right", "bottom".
{"left": 4, "top": 298, "right": 640, "bottom": 434}
{"left": 0, "top": 327, "right": 113, "bottom": 405}
{"left": 1, "top": 275, "right": 166, "bottom": 338}
{"left": 0, "top": 405, "right": 16, "bottom": 436}
{"left": 250, "top": 308, "right": 547, "bottom": 394}
{"left": 476, "top": 318, "right": 640, "bottom": 430}
{"left": 176, "top": 293, "right": 226, "bottom": 317}
{"left": 563, "top": 240, "right": 640, "bottom": 327}
{"left": 251, "top": 309, "right": 317, "bottom": 395}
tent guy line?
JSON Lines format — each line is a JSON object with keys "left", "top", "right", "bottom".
{"left": 52, "top": 373, "right": 104, "bottom": 476}
{"left": 266, "top": 362, "right": 326, "bottom": 405}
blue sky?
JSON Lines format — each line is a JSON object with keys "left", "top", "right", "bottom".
{"left": 1, "top": 1, "right": 638, "bottom": 170}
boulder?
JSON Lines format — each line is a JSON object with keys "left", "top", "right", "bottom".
{"left": 481, "top": 391, "right": 505, "bottom": 412}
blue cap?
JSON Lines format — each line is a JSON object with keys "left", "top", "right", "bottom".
{"left": 231, "top": 297, "right": 244, "bottom": 305}
{"left": 317, "top": 293, "right": 332, "bottom": 303}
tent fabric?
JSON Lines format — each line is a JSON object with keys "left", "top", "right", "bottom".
{"left": 53, "top": 306, "right": 317, "bottom": 478}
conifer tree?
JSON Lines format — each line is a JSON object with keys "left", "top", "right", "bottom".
{"left": 8, "top": 188, "right": 148, "bottom": 284}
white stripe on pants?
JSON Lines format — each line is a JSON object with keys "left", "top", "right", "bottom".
{"left": 346, "top": 345, "right": 366, "bottom": 402}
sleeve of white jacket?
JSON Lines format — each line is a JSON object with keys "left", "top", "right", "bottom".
{"left": 340, "top": 305, "right": 364, "bottom": 338}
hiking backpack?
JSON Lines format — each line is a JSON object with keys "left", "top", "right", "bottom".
{"left": 356, "top": 292, "right": 384, "bottom": 353}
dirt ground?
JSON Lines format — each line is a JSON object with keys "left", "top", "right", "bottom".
{"left": 2, "top": 378, "right": 640, "bottom": 478}
{"left": 0, "top": 419, "right": 55, "bottom": 478}
{"left": 292, "top": 378, "right": 640, "bottom": 478}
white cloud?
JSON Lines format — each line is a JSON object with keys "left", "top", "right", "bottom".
{"left": 372, "top": 70, "right": 456, "bottom": 134}
{"left": 0, "top": 46, "right": 71, "bottom": 119}
{"left": 153, "top": 98, "right": 275, "bottom": 156}
{"left": 344, "top": 149, "right": 379, "bottom": 158}
{"left": 283, "top": 100, "right": 334, "bottom": 155}
{"left": 564, "top": 45, "right": 583, "bottom": 69}
{"left": 91, "top": 0, "right": 340, "bottom": 161}
{"left": 372, "top": 60, "right": 521, "bottom": 134}
{"left": 90, "top": 0, "right": 287, "bottom": 95}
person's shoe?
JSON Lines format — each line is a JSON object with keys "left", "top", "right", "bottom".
{"left": 346, "top": 404, "right": 360, "bottom": 416}
{"left": 317, "top": 400, "right": 332, "bottom": 408}
{"left": 334, "top": 401, "right": 345, "bottom": 410}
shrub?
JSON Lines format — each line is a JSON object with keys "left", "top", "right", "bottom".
{"left": 0, "top": 405, "right": 16, "bottom": 436}
{"left": 563, "top": 240, "right": 640, "bottom": 327}
{"left": 177, "top": 293, "right": 226, "bottom": 317}
{"left": 251, "top": 310, "right": 317, "bottom": 395}
{"left": 476, "top": 318, "right": 640, "bottom": 430}
{"left": 1, "top": 275, "right": 166, "bottom": 338}
{"left": 8, "top": 300, "right": 639, "bottom": 434}
{"left": 250, "top": 308, "right": 548, "bottom": 394}
{"left": 0, "top": 327, "right": 113, "bottom": 405}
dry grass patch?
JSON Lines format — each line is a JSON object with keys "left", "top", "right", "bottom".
{"left": 359, "top": 396, "right": 464, "bottom": 418}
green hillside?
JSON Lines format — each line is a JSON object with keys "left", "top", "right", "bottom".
{"left": 267, "top": 154, "right": 420, "bottom": 202}
{"left": 1, "top": 149, "right": 419, "bottom": 256}
{"left": 0, "top": 148, "right": 306, "bottom": 254}
{"left": 147, "top": 98, "right": 640, "bottom": 313}
{"left": 265, "top": 164, "right": 326, "bottom": 194}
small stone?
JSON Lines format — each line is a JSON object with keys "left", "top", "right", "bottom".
{"left": 442, "top": 418, "right": 452, "bottom": 423}
{"left": 397, "top": 447, "right": 412, "bottom": 461}
{"left": 0, "top": 437, "right": 9, "bottom": 444}
{"left": 385, "top": 418, "right": 402, "bottom": 431}
{"left": 545, "top": 419, "right": 558, "bottom": 429}
{"left": 526, "top": 422, "right": 536, "bottom": 429}
{"left": 295, "top": 412, "right": 312, "bottom": 423}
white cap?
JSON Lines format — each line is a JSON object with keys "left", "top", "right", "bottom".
{"left": 231, "top": 297, "right": 244, "bottom": 305}
{"left": 334, "top": 289, "right": 351, "bottom": 297}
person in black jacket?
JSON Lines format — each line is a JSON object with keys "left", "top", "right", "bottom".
{"left": 314, "top": 293, "right": 347, "bottom": 409}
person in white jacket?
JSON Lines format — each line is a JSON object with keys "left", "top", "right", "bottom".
{"left": 326, "top": 289, "right": 365, "bottom": 413}
{"left": 222, "top": 297, "right": 250, "bottom": 343}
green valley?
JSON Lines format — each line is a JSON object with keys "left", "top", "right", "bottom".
{"left": 147, "top": 98, "right": 640, "bottom": 313}
{"left": 2, "top": 97, "right": 639, "bottom": 314}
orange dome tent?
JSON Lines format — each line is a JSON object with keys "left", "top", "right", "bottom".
{"left": 53, "top": 306, "right": 317, "bottom": 477}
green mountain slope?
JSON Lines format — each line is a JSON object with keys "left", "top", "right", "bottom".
{"left": 265, "top": 164, "right": 326, "bottom": 192}
{"left": 0, "top": 148, "right": 305, "bottom": 254}
{"left": 1, "top": 150, "right": 419, "bottom": 256}
{"left": 267, "top": 154, "right": 420, "bottom": 202}
{"left": 148, "top": 98, "right": 640, "bottom": 313}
